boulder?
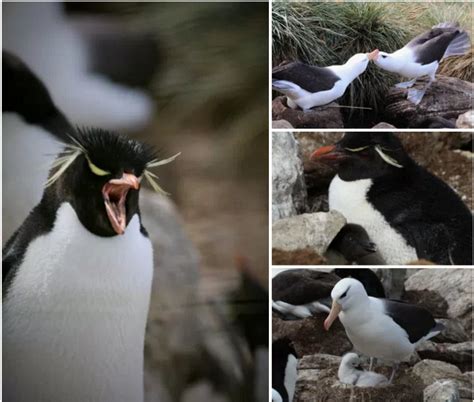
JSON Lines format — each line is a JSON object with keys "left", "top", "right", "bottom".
{"left": 272, "top": 132, "right": 307, "bottom": 222}
{"left": 272, "top": 96, "right": 344, "bottom": 128}
{"left": 272, "top": 211, "right": 346, "bottom": 256}
{"left": 404, "top": 269, "right": 473, "bottom": 332}
{"left": 372, "top": 122, "right": 396, "bottom": 129}
{"left": 272, "top": 119, "right": 293, "bottom": 129}
{"left": 373, "top": 268, "right": 407, "bottom": 299}
{"left": 456, "top": 110, "right": 474, "bottom": 128}
{"left": 433, "top": 319, "right": 470, "bottom": 344}
{"left": 383, "top": 76, "right": 473, "bottom": 128}
{"left": 411, "top": 360, "right": 472, "bottom": 399}
{"left": 417, "top": 341, "right": 473, "bottom": 372}
{"left": 424, "top": 380, "right": 460, "bottom": 402}
{"left": 272, "top": 314, "right": 352, "bottom": 358}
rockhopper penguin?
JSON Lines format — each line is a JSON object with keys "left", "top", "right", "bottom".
{"left": 272, "top": 51, "right": 379, "bottom": 110}
{"left": 272, "top": 338, "right": 298, "bottom": 402}
{"left": 3, "top": 129, "right": 179, "bottom": 401}
{"left": 372, "top": 22, "right": 471, "bottom": 104}
{"left": 311, "top": 132, "right": 472, "bottom": 265}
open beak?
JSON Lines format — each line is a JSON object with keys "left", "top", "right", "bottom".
{"left": 310, "top": 145, "right": 347, "bottom": 163}
{"left": 367, "top": 49, "right": 379, "bottom": 61}
{"left": 102, "top": 173, "right": 140, "bottom": 235}
{"left": 324, "top": 300, "right": 342, "bottom": 331}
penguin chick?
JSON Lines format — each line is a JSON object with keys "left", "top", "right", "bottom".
{"left": 3, "top": 129, "right": 178, "bottom": 402}
{"left": 338, "top": 353, "right": 389, "bottom": 387}
{"left": 329, "top": 223, "right": 377, "bottom": 263}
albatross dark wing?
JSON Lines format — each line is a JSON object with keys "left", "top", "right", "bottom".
{"left": 383, "top": 299, "right": 439, "bottom": 343}
{"left": 272, "top": 61, "right": 340, "bottom": 93}
{"left": 272, "top": 269, "right": 339, "bottom": 304}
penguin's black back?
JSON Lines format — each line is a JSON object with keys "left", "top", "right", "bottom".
{"left": 3, "top": 51, "right": 74, "bottom": 141}
{"left": 272, "top": 338, "right": 297, "bottom": 402}
{"left": 368, "top": 161, "right": 472, "bottom": 265}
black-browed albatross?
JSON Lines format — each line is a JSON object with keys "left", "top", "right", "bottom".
{"left": 372, "top": 22, "right": 471, "bottom": 104}
{"left": 272, "top": 50, "right": 379, "bottom": 110}
{"left": 324, "top": 278, "right": 444, "bottom": 383}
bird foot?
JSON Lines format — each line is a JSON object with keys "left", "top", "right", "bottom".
{"left": 395, "top": 79, "right": 416, "bottom": 89}
{"left": 407, "top": 88, "right": 427, "bottom": 105}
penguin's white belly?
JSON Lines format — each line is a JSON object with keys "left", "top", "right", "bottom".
{"left": 329, "top": 175, "right": 417, "bottom": 264}
{"left": 3, "top": 203, "right": 153, "bottom": 402}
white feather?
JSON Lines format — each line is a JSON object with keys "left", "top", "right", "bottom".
{"left": 3, "top": 202, "right": 153, "bottom": 402}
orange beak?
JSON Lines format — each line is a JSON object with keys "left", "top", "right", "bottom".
{"left": 367, "top": 49, "right": 379, "bottom": 61}
{"left": 310, "top": 145, "right": 347, "bottom": 163}
{"left": 102, "top": 173, "right": 140, "bottom": 235}
{"left": 323, "top": 300, "right": 342, "bottom": 331}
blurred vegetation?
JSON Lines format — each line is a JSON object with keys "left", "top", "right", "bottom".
{"left": 272, "top": 2, "right": 473, "bottom": 122}
{"left": 136, "top": 3, "right": 268, "bottom": 168}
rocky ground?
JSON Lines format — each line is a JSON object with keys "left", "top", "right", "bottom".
{"left": 272, "top": 76, "right": 474, "bottom": 129}
{"left": 272, "top": 268, "right": 473, "bottom": 402}
{"left": 272, "top": 132, "right": 473, "bottom": 265}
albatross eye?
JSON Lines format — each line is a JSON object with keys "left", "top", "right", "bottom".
{"left": 340, "top": 289, "right": 348, "bottom": 298}
{"left": 345, "top": 146, "right": 370, "bottom": 152}
{"left": 86, "top": 157, "right": 110, "bottom": 176}
{"left": 381, "top": 55, "right": 387, "bottom": 59}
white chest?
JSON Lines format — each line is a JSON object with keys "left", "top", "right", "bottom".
{"left": 328, "top": 175, "right": 417, "bottom": 264}
{"left": 4, "top": 203, "right": 153, "bottom": 402}
{"left": 340, "top": 301, "right": 414, "bottom": 362}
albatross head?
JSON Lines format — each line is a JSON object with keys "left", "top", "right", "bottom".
{"left": 344, "top": 53, "right": 371, "bottom": 77}
{"left": 324, "top": 278, "right": 368, "bottom": 331}
{"left": 372, "top": 49, "right": 404, "bottom": 73}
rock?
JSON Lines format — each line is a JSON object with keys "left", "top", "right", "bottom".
{"left": 299, "top": 353, "right": 342, "bottom": 370}
{"left": 272, "top": 211, "right": 346, "bottom": 256}
{"left": 456, "top": 110, "right": 474, "bottom": 128}
{"left": 272, "top": 96, "right": 344, "bottom": 128}
{"left": 272, "top": 314, "right": 352, "bottom": 357}
{"left": 433, "top": 319, "right": 470, "bottom": 344}
{"left": 424, "top": 380, "right": 460, "bottom": 402}
{"left": 372, "top": 122, "right": 397, "bottom": 129}
{"left": 411, "top": 360, "right": 472, "bottom": 399}
{"left": 417, "top": 341, "right": 473, "bottom": 372}
{"left": 272, "top": 119, "right": 293, "bottom": 129}
{"left": 272, "top": 248, "right": 326, "bottom": 265}
{"left": 272, "top": 132, "right": 307, "bottom": 222}
{"left": 404, "top": 269, "right": 474, "bottom": 332}
{"left": 373, "top": 268, "right": 407, "bottom": 299}
{"left": 384, "top": 76, "right": 473, "bottom": 128}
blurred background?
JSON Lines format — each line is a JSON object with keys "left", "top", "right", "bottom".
{"left": 3, "top": 2, "right": 268, "bottom": 401}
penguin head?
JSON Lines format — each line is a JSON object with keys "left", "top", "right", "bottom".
{"left": 310, "top": 132, "right": 410, "bottom": 181}
{"left": 44, "top": 129, "right": 179, "bottom": 237}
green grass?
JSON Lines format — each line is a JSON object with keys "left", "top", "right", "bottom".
{"left": 272, "top": 2, "right": 472, "bottom": 116}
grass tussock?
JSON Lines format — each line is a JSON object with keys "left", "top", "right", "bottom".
{"left": 273, "top": 2, "right": 473, "bottom": 115}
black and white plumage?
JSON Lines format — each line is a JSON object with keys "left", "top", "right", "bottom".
{"left": 272, "top": 269, "right": 385, "bottom": 320}
{"left": 373, "top": 22, "right": 471, "bottom": 104}
{"left": 3, "top": 2, "right": 153, "bottom": 131}
{"left": 324, "top": 278, "right": 444, "bottom": 383}
{"left": 3, "top": 51, "right": 76, "bottom": 241}
{"left": 272, "top": 338, "right": 298, "bottom": 402}
{"left": 338, "top": 353, "right": 388, "bottom": 387}
{"left": 311, "top": 132, "right": 473, "bottom": 265}
{"left": 3, "top": 129, "right": 178, "bottom": 401}
{"left": 272, "top": 51, "right": 378, "bottom": 110}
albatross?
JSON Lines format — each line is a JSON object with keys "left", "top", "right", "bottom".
{"left": 372, "top": 22, "right": 471, "bottom": 104}
{"left": 324, "top": 278, "right": 444, "bottom": 383}
{"left": 272, "top": 51, "right": 379, "bottom": 110}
